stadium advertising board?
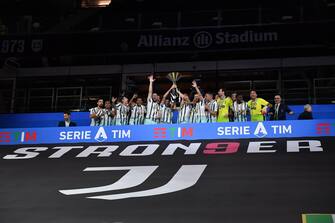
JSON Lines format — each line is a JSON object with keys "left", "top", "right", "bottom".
{"left": 0, "top": 120, "right": 334, "bottom": 145}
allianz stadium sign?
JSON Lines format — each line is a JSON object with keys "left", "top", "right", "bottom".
{"left": 137, "top": 30, "right": 278, "bottom": 49}
{"left": 0, "top": 22, "right": 331, "bottom": 56}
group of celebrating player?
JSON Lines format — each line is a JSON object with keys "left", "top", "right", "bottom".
{"left": 89, "top": 74, "right": 273, "bottom": 126}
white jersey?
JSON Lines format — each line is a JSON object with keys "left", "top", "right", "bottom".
{"left": 159, "top": 104, "right": 172, "bottom": 124}
{"left": 129, "top": 104, "right": 146, "bottom": 125}
{"left": 102, "top": 108, "right": 115, "bottom": 126}
{"left": 232, "top": 101, "right": 248, "bottom": 122}
{"left": 146, "top": 98, "right": 160, "bottom": 122}
{"left": 206, "top": 100, "right": 218, "bottom": 123}
{"left": 90, "top": 107, "right": 104, "bottom": 126}
{"left": 178, "top": 103, "right": 192, "bottom": 123}
{"left": 115, "top": 103, "right": 130, "bottom": 125}
{"left": 189, "top": 99, "right": 206, "bottom": 123}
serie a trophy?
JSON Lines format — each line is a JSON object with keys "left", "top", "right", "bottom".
{"left": 167, "top": 72, "right": 182, "bottom": 105}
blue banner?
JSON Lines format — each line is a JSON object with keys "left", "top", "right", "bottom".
{"left": 0, "top": 120, "right": 334, "bottom": 145}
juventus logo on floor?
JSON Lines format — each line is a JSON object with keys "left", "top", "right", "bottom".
{"left": 59, "top": 165, "right": 207, "bottom": 200}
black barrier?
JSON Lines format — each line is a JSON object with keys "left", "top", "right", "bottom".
{"left": 0, "top": 137, "right": 334, "bottom": 223}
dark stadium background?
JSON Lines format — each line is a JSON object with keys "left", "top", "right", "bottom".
{"left": 0, "top": 0, "right": 334, "bottom": 113}
{"left": 0, "top": 2, "right": 335, "bottom": 223}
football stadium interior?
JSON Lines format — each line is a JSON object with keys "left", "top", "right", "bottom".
{"left": 0, "top": 0, "right": 334, "bottom": 223}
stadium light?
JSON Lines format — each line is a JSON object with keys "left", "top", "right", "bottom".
{"left": 81, "top": 0, "right": 112, "bottom": 8}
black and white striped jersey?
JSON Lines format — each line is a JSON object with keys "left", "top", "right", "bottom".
{"left": 178, "top": 103, "right": 192, "bottom": 123}
{"left": 232, "top": 101, "right": 248, "bottom": 122}
{"left": 115, "top": 103, "right": 130, "bottom": 125}
{"left": 129, "top": 104, "right": 146, "bottom": 125}
{"left": 159, "top": 104, "right": 172, "bottom": 124}
{"left": 102, "top": 108, "right": 115, "bottom": 126}
{"left": 90, "top": 107, "right": 104, "bottom": 126}
{"left": 146, "top": 98, "right": 160, "bottom": 122}
{"left": 206, "top": 100, "right": 218, "bottom": 123}
{"left": 189, "top": 99, "right": 206, "bottom": 123}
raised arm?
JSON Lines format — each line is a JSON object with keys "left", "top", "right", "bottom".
{"left": 192, "top": 80, "right": 204, "bottom": 101}
{"left": 129, "top": 93, "right": 138, "bottom": 106}
{"left": 111, "top": 97, "right": 118, "bottom": 117}
{"left": 111, "top": 97, "right": 118, "bottom": 106}
{"left": 161, "top": 84, "right": 176, "bottom": 104}
{"left": 176, "top": 88, "right": 185, "bottom": 99}
{"left": 147, "top": 74, "right": 155, "bottom": 99}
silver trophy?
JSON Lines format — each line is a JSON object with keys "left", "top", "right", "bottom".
{"left": 167, "top": 72, "right": 182, "bottom": 105}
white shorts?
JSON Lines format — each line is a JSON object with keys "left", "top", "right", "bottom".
{"left": 144, "top": 119, "right": 158, "bottom": 125}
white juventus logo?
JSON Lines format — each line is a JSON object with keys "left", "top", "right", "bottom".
{"left": 59, "top": 165, "right": 207, "bottom": 200}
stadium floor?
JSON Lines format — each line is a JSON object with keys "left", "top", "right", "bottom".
{"left": 0, "top": 137, "right": 334, "bottom": 223}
